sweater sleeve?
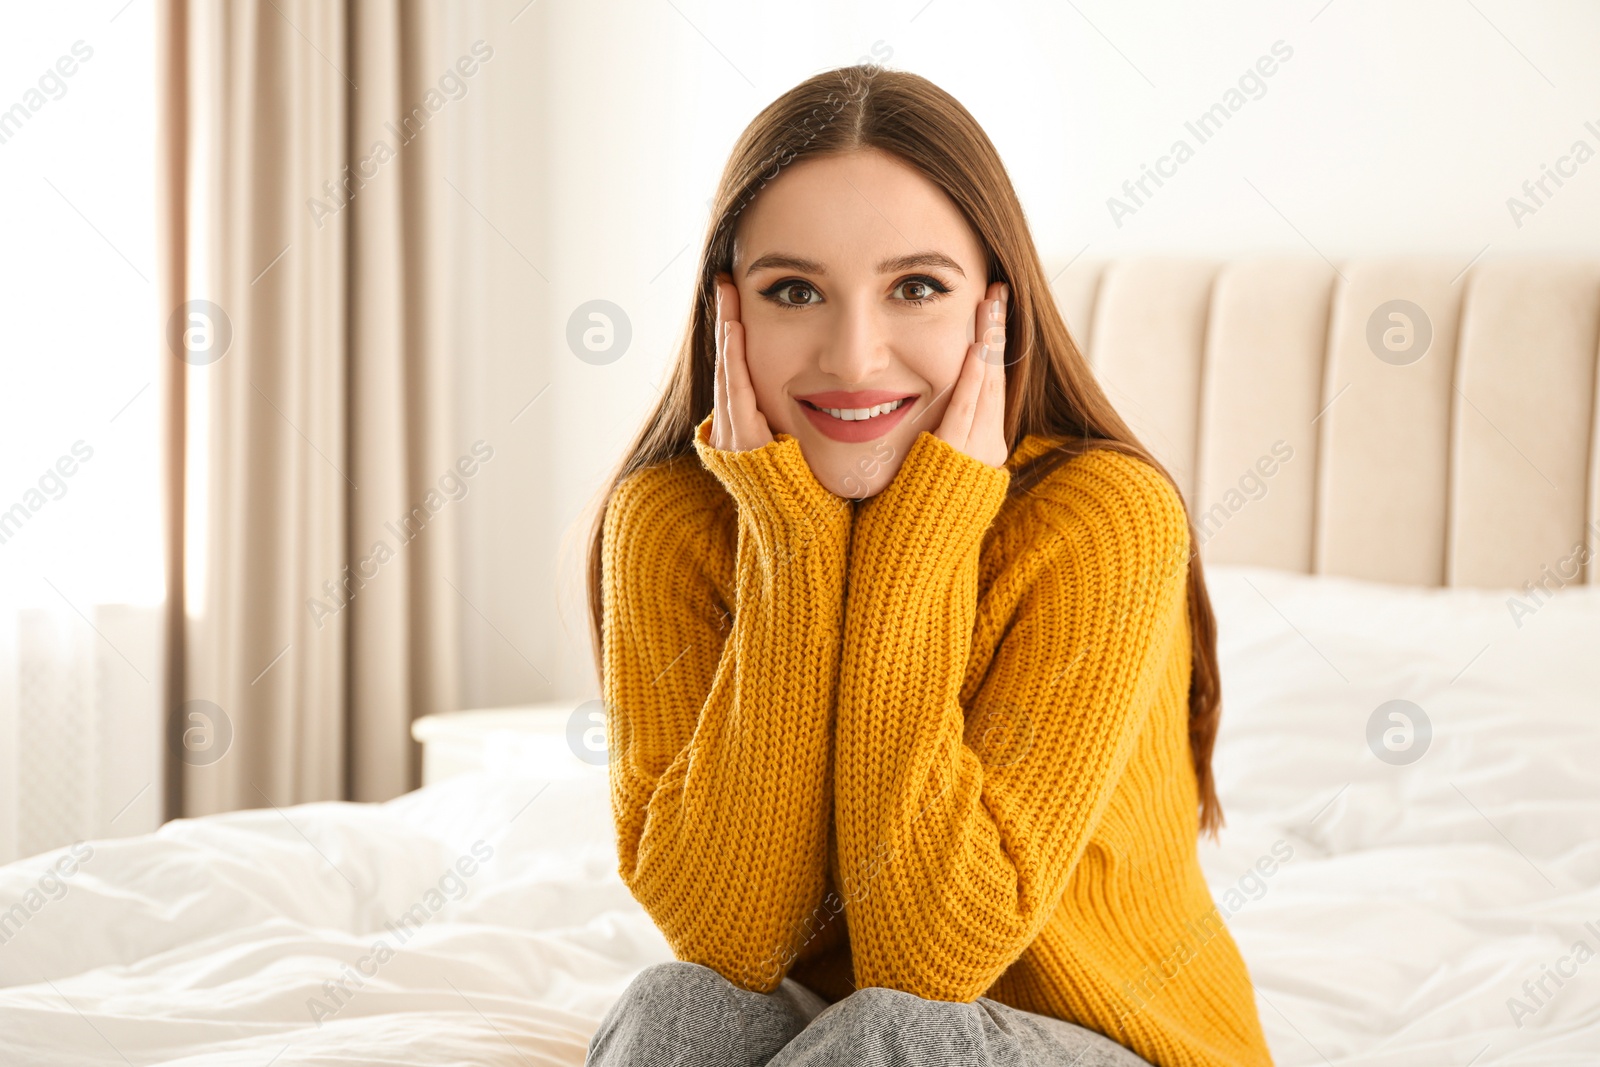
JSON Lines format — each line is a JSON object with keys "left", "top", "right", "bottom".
{"left": 833, "top": 431, "right": 1192, "bottom": 1001}
{"left": 600, "top": 411, "right": 852, "bottom": 993}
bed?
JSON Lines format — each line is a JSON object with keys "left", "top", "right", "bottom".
{"left": 3, "top": 255, "right": 1598, "bottom": 1064}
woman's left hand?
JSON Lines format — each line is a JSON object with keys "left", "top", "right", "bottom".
{"left": 933, "top": 280, "right": 1010, "bottom": 469}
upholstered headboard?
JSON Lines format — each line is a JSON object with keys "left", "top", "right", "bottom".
{"left": 1050, "top": 257, "right": 1600, "bottom": 589}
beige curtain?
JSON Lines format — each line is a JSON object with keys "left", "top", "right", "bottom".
{"left": 158, "top": 0, "right": 459, "bottom": 817}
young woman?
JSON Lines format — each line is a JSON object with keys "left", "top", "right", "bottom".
{"left": 583, "top": 64, "right": 1274, "bottom": 1067}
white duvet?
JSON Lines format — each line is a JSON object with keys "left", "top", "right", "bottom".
{"left": 1, "top": 564, "right": 1597, "bottom": 1065}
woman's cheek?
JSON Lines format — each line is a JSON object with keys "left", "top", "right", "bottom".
{"left": 740, "top": 330, "right": 797, "bottom": 434}
{"left": 903, "top": 318, "right": 966, "bottom": 395}
{"left": 918, "top": 305, "right": 972, "bottom": 366}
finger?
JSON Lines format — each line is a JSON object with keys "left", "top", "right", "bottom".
{"left": 711, "top": 280, "right": 731, "bottom": 448}
{"left": 948, "top": 291, "right": 1007, "bottom": 447}
{"left": 973, "top": 290, "right": 1006, "bottom": 372}
{"left": 976, "top": 297, "right": 1008, "bottom": 441}
{"left": 941, "top": 284, "right": 999, "bottom": 445}
{"left": 716, "top": 322, "right": 733, "bottom": 449}
{"left": 732, "top": 326, "right": 776, "bottom": 448}
{"left": 725, "top": 318, "right": 759, "bottom": 450}
{"left": 971, "top": 280, "right": 1003, "bottom": 345}
{"left": 722, "top": 272, "right": 742, "bottom": 325}
{"left": 941, "top": 339, "right": 987, "bottom": 447}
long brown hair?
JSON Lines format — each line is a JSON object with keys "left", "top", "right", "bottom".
{"left": 581, "top": 63, "right": 1225, "bottom": 837}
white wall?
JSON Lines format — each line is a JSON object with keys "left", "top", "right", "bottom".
{"left": 444, "top": 0, "right": 1600, "bottom": 711}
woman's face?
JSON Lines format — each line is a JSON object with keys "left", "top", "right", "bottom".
{"left": 724, "top": 147, "right": 992, "bottom": 499}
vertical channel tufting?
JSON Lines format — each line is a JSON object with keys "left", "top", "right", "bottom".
{"left": 1194, "top": 258, "right": 1335, "bottom": 572}
{"left": 1067, "top": 255, "right": 1600, "bottom": 589}
{"left": 1313, "top": 258, "right": 1466, "bottom": 586}
{"left": 1087, "top": 258, "right": 1220, "bottom": 504}
{"left": 1592, "top": 316, "right": 1600, "bottom": 586}
{"left": 1447, "top": 260, "right": 1600, "bottom": 588}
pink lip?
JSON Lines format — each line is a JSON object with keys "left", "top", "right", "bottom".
{"left": 796, "top": 392, "right": 919, "bottom": 443}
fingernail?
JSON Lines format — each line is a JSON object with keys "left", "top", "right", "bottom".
{"left": 1001, "top": 283, "right": 1011, "bottom": 304}
{"left": 990, "top": 299, "right": 1003, "bottom": 322}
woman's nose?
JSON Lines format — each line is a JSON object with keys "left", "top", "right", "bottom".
{"left": 815, "top": 300, "right": 891, "bottom": 381}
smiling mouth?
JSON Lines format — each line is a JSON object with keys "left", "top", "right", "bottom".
{"left": 798, "top": 397, "right": 914, "bottom": 421}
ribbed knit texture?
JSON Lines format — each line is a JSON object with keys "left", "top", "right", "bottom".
{"left": 599, "top": 410, "right": 1274, "bottom": 1067}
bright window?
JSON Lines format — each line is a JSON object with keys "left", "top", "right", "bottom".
{"left": 0, "top": 3, "right": 159, "bottom": 609}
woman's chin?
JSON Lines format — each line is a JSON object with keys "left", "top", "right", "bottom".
{"left": 783, "top": 428, "right": 906, "bottom": 500}
{"left": 836, "top": 483, "right": 881, "bottom": 502}
{"left": 821, "top": 461, "right": 902, "bottom": 502}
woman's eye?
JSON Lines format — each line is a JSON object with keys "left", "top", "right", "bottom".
{"left": 894, "top": 275, "right": 950, "bottom": 305}
{"left": 762, "top": 280, "right": 820, "bottom": 308}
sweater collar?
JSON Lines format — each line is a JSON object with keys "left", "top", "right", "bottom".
{"left": 1003, "top": 432, "right": 1067, "bottom": 471}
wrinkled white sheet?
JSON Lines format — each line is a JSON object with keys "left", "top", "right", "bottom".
{"left": 0, "top": 564, "right": 1595, "bottom": 1065}
{"left": 1201, "top": 564, "right": 1600, "bottom": 1065}
{"left": 0, "top": 769, "right": 665, "bottom": 1065}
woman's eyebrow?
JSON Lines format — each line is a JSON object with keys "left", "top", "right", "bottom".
{"left": 742, "top": 251, "right": 966, "bottom": 277}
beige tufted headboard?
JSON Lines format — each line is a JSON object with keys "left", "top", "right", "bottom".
{"left": 1050, "top": 257, "right": 1600, "bottom": 589}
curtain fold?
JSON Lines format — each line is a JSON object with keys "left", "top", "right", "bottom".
{"left": 159, "top": 0, "right": 459, "bottom": 817}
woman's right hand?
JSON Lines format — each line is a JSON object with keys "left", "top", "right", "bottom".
{"left": 709, "top": 273, "right": 775, "bottom": 452}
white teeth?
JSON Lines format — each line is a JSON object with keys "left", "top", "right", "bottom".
{"left": 818, "top": 398, "right": 909, "bottom": 421}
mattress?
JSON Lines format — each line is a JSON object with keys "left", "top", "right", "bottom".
{"left": 1, "top": 564, "right": 1596, "bottom": 1065}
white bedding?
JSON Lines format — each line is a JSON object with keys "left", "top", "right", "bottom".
{"left": 1, "top": 564, "right": 1596, "bottom": 1065}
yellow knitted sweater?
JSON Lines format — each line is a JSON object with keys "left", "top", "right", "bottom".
{"left": 599, "top": 410, "right": 1273, "bottom": 1067}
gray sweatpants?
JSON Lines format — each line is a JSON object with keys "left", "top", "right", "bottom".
{"left": 585, "top": 960, "right": 1155, "bottom": 1066}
